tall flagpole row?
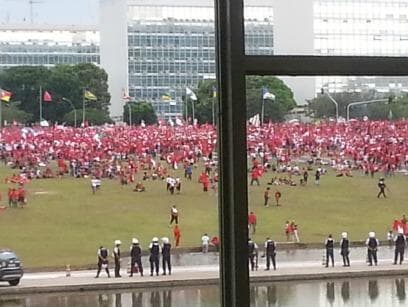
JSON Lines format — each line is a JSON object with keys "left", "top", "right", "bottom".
{"left": 39, "top": 85, "right": 43, "bottom": 123}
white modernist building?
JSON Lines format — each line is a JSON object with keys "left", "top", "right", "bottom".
{"left": 2, "top": 0, "right": 408, "bottom": 119}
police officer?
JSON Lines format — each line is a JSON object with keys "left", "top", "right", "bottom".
{"left": 162, "top": 237, "right": 172, "bottom": 275}
{"left": 95, "top": 246, "right": 110, "bottom": 278}
{"left": 366, "top": 232, "right": 379, "bottom": 266}
{"left": 394, "top": 230, "right": 406, "bottom": 265}
{"left": 340, "top": 232, "right": 350, "bottom": 267}
{"left": 248, "top": 238, "right": 258, "bottom": 271}
{"left": 129, "top": 238, "right": 143, "bottom": 277}
{"left": 325, "top": 234, "right": 334, "bottom": 267}
{"left": 149, "top": 237, "right": 160, "bottom": 276}
{"left": 113, "top": 240, "right": 122, "bottom": 278}
{"left": 264, "top": 237, "right": 277, "bottom": 270}
{"left": 377, "top": 178, "right": 387, "bottom": 198}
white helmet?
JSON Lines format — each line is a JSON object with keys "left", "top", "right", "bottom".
{"left": 341, "top": 232, "right": 348, "bottom": 239}
{"left": 132, "top": 238, "right": 139, "bottom": 244}
{"left": 152, "top": 237, "right": 159, "bottom": 242}
{"left": 114, "top": 240, "right": 122, "bottom": 245}
{"left": 162, "top": 237, "right": 169, "bottom": 244}
{"left": 369, "top": 232, "right": 375, "bottom": 238}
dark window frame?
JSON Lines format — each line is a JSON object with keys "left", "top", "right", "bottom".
{"left": 215, "top": 1, "right": 408, "bottom": 306}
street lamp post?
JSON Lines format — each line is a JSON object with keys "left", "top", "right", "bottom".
{"left": 321, "top": 88, "right": 339, "bottom": 121}
{"left": 62, "top": 97, "right": 77, "bottom": 127}
{"left": 346, "top": 99, "right": 388, "bottom": 121}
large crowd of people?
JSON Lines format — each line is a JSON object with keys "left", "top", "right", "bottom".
{"left": 0, "top": 120, "right": 407, "bottom": 181}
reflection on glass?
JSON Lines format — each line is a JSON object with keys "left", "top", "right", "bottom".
{"left": 150, "top": 291, "right": 161, "bottom": 307}
{"left": 341, "top": 281, "right": 350, "bottom": 303}
{"left": 163, "top": 290, "right": 172, "bottom": 307}
{"left": 326, "top": 282, "right": 335, "bottom": 304}
{"left": 132, "top": 292, "right": 142, "bottom": 307}
{"left": 98, "top": 294, "right": 110, "bottom": 307}
{"left": 368, "top": 280, "right": 379, "bottom": 302}
{"left": 267, "top": 285, "right": 277, "bottom": 306}
{"left": 115, "top": 293, "right": 122, "bottom": 307}
{"left": 395, "top": 279, "right": 406, "bottom": 301}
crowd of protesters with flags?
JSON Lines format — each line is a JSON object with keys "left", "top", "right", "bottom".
{"left": 0, "top": 120, "right": 406, "bottom": 182}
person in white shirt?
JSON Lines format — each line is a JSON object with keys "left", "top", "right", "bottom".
{"left": 201, "top": 233, "right": 210, "bottom": 253}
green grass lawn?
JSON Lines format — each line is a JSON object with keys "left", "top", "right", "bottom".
{"left": 0, "top": 164, "right": 407, "bottom": 268}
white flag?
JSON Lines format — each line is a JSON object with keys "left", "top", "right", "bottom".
{"left": 186, "top": 87, "right": 198, "bottom": 101}
{"left": 263, "top": 91, "right": 276, "bottom": 100}
{"left": 249, "top": 114, "right": 260, "bottom": 127}
{"left": 141, "top": 120, "right": 146, "bottom": 128}
{"left": 175, "top": 117, "right": 183, "bottom": 126}
{"left": 168, "top": 118, "right": 175, "bottom": 127}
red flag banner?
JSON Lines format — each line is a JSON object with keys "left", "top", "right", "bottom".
{"left": 0, "top": 89, "right": 12, "bottom": 102}
{"left": 43, "top": 91, "right": 52, "bottom": 102}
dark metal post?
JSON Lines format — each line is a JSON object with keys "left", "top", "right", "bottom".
{"left": 215, "top": 0, "right": 250, "bottom": 306}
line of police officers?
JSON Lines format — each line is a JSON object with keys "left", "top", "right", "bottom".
{"left": 95, "top": 237, "right": 172, "bottom": 278}
{"left": 248, "top": 231, "right": 407, "bottom": 271}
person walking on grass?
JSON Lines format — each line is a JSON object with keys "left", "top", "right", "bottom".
{"left": 394, "top": 230, "right": 406, "bottom": 265}
{"left": 264, "top": 187, "right": 270, "bottom": 207}
{"left": 248, "top": 211, "right": 257, "bottom": 234}
{"left": 201, "top": 233, "right": 210, "bottom": 253}
{"left": 173, "top": 225, "right": 181, "bottom": 247}
{"left": 149, "top": 237, "right": 160, "bottom": 276}
{"left": 170, "top": 205, "right": 178, "bottom": 225}
{"left": 325, "top": 234, "right": 334, "bottom": 267}
{"left": 274, "top": 190, "right": 282, "bottom": 206}
{"left": 377, "top": 177, "right": 387, "bottom": 198}
{"left": 95, "top": 246, "right": 110, "bottom": 278}
{"left": 340, "top": 232, "right": 350, "bottom": 267}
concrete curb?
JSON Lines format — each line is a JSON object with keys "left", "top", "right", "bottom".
{"left": 2, "top": 267, "right": 408, "bottom": 296}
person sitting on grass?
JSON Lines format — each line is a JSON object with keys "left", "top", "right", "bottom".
{"left": 133, "top": 182, "right": 146, "bottom": 192}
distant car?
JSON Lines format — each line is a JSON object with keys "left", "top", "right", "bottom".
{"left": 0, "top": 250, "right": 23, "bottom": 286}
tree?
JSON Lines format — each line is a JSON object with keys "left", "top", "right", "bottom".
{"left": 1, "top": 102, "right": 33, "bottom": 124}
{"left": 307, "top": 90, "right": 403, "bottom": 120}
{"left": 193, "top": 76, "right": 296, "bottom": 124}
{"left": 0, "top": 64, "right": 111, "bottom": 124}
{"left": 123, "top": 102, "right": 157, "bottom": 125}
{"left": 63, "top": 108, "right": 112, "bottom": 126}
{"left": 246, "top": 76, "right": 296, "bottom": 122}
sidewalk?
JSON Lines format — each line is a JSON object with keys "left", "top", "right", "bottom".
{"left": 1, "top": 259, "right": 408, "bottom": 296}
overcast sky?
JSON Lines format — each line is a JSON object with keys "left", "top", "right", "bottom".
{"left": 0, "top": 0, "right": 98, "bottom": 25}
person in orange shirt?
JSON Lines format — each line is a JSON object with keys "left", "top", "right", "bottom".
{"left": 173, "top": 225, "right": 181, "bottom": 247}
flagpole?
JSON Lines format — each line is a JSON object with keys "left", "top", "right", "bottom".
{"left": 128, "top": 102, "right": 132, "bottom": 126}
{"left": 261, "top": 98, "right": 265, "bottom": 125}
{"left": 212, "top": 96, "right": 215, "bottom": 126}
{"left": 185, "top": 96, "right": 189, "bottom": 123}
{"left": 191, "top": 98, "right": 195, "bottom": 124}
{"left": 0, "top": 96, "right": 2, "bottom": 128}
{"left": 82, "top": 88, "right": 85, "bottom": 127}
{"left": 39, "top": 85, "right": 43, "bottom": 123}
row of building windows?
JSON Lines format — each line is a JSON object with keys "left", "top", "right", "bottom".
{"left": 0, "top": 54, "right": 99, "bottom": 66}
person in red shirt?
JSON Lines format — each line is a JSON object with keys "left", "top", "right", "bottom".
{"left": 250, "top": 167, "right": 260, "bottom": 186}
{"left": 173, "top": 225, "right": 181, "bottom": 247}
{"left": 248, "top": 211, "right": 257, "bottom": 234}
{"left": 210, "top": 236, "right": 220, "bottom": 251}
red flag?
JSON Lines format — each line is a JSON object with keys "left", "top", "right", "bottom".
{"left": 0, "top": 89, "right": 12, "bottom": 102}
{"left": 43, "top": 91, "right": 52, "bottom": 102}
